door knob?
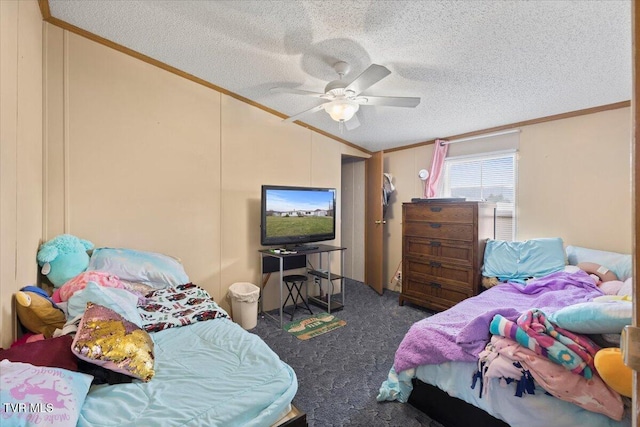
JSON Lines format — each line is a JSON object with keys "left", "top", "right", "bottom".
{"left": 375, "top": 220, "right": 387, "bottom": 224}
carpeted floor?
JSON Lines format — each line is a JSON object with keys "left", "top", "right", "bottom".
{"left": 252, "top": 279, "right": 444, "bottom": 427}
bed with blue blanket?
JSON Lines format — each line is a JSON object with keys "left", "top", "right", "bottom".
{"left": 1, "top": 247, "right": 304, "bottom": 427}
{"left": 79, "top": 316, "right": 297, "bottom": 426}
{"left": 378, "top": 243, "right": 633, "bottom": 427}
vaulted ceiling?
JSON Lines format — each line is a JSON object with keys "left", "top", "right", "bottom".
{"left": 47, "top": 0, "right": 631, "bottom": 152}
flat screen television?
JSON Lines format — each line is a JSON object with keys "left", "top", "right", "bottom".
{"left": 261, "top": 185, "right": 336, "bottom": 248}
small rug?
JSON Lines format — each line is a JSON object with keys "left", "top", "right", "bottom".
{"left": 284, "top": 312, "right": 346, "bottom": 340}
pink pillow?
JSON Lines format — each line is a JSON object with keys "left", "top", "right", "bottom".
{"left": 599, "top": 280, "right": 624, "bottom": 295}
{"left": 71, "top": 302, "right": 155, "bottom": 381}
{"left": 58, "top": 270, "right": 127, "bottom": 302}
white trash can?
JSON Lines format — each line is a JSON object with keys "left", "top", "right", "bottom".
{"left": 228, "top": 282, "right": 260, "bottom": 330}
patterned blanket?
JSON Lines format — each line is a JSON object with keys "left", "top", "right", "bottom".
{"left": 473, "top": 335, "right": 623, "bottom": 421}
{"left": 391, "top": 270, "right": 602, "bottom": 373}
{"left": 138, "top": 283, "right": 228, "bottom": 332}
{"left": 490, "top": 308, "right": 599, "bottom": 378}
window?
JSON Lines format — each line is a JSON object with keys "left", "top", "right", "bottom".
{"left": 439, "top": 151, "right": 516, "bottom": 240}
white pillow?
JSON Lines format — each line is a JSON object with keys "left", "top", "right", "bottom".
{"left": 617, "top": 277, "right": 633, "bottom": 297}
{"left": 88, "top": 247, "right": 189, "bottom": 289}
{"left": 565, "top": 245, "right": 632, "bottom": 281}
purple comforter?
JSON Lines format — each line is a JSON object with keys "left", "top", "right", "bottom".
{"left": 394, "top": 270, "right": 603, "bottom": 373}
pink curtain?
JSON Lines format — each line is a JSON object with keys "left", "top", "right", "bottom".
{"left": 425, "top": 139, "right": 448, "bottom": 198}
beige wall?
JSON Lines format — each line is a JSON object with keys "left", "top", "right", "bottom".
{"left": 382, "top": 145, "right": 433, "bottom": 288}
{"left": 383, "top": 107, "right": 631, "bottom": 289}
{"left": 0, "top": 0, "right": 43, "bottom": 347}
{"left": 518, "top": 108, "right": 631, "bottom": 252}
{"left": 43, "top": 27, "right": 368, "bottom": 316}
{"left": 341, "top": 158, "right": 365, "bottom": 281}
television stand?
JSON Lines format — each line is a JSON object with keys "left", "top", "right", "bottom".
{"left": 288, "top": 244, "right": 319, "bottom": 252}
{"left": 259, "top": 244, "right": 346, "bottom": 327}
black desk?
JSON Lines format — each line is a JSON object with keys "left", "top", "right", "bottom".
{"left": 259, "top": 244, "right": 346, "bottom": 327}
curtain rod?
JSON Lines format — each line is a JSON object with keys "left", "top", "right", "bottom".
{"left": 440, "top": 128, "right": 521, "bottom": 146}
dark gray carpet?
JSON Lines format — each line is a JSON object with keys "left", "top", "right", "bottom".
{"left": 252, "top": 279, "right": 444, "bottom": 427}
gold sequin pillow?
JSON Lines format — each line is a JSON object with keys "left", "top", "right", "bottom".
{"left": 72, "top": 302, "right": 155, "bottom": 381}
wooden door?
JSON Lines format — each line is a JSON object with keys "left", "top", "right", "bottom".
{"left": 365, "top": 151, "right": 384, "bottom": 294}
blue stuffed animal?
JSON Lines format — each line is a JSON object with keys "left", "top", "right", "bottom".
{"left": 37, "top": 234, "right": 94, "bottom": 288}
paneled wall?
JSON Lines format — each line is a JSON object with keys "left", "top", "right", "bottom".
{"left": 0, "top": 0, "right": 43, "bottom": 348}
{"left": 383, "top": 107, "right": 631, "bottom": 288}
{"left": 43, "top": 26, "right": 369, "bottom": 316}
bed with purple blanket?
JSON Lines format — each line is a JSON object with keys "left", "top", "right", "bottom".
{"left": 378, "top": 267, "right": 632, "bottom": 427}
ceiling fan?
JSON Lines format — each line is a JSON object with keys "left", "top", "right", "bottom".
{"left": 271, "top": 61, "right": 421, "bottom": 130}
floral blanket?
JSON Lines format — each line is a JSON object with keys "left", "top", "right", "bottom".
{"left": 137, "top": 283, "right": 228, "bottom": 332}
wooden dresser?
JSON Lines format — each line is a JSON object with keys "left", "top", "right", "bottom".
{"left": 400, "top": 200, "right": 495, "bottom": 312}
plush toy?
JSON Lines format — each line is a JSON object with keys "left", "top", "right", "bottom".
{"left": 37, "top": 234, "right": 94, "bottom": 288}
{"left": 15, "top": 286, "right": 66, "bottom": 338}
{"left": 482, "top": 276, "right": 500, "bottom": 289}
{"left": 595, "top": 347, "right": 632, "bottom": 398}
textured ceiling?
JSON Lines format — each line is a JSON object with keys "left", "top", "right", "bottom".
{"left": 48, "top": 0, "right": 631, "bottom": 152}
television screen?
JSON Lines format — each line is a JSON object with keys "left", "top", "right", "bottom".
{"left": 261, "top": 185, "right": 336, "bottom": 247}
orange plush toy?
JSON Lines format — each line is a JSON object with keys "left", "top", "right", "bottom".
{"left": 595, "top": 347, "right": 632, "bottom": 398}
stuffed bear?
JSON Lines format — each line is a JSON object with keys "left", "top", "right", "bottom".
{"left": 482, "top": 276, "right": 500, "bottom": 289}
{"left": 15, "top": 285, "right": 66, "bottom": 338}
{"left": 36, "top": 234, "right": 94, "bottom": 288}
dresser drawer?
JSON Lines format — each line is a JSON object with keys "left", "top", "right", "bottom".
{"left": 405, "top": 256, "right": 473, "bottom": 285}
{"left": 404, "top": 221, "right": 474, "bottom": 241}
{"left": 403, "top": 277, "right": 472, "bottom": 306}
{"left": 404, "top": 203, "right": 474, "bottom": 223}
{"left": 404, "top": 237, "right": 473, "bottom": 265}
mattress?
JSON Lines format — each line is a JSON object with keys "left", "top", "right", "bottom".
{"left": 415, "top": 361, "right": 630, "bottom": 427}
{"left": 78, "top": 318, "right": 298, "bottom": 427}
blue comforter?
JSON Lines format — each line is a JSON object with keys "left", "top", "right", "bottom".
{"left": 78, "top": 318, "right": 297, "bottom": 427}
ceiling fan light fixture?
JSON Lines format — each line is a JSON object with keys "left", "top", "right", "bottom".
{"left": 325, "top": 99, "right": 360, "bottom": 122}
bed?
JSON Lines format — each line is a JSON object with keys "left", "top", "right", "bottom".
{"left": 1, "top": 246, "right": 306, "bottom": 427}
{"left": 378, "top": 241, "right": 633, "bottom": 427}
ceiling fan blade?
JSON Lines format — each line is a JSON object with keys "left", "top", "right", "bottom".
{"left": 353, "top": 95, "right": 421, "bottom": 108}
{"left": 344, "top": 64, "right": 391, "bottom": 96}
{"left": 270, "top": 87, "right": 326, "bottom": 97}
{"left": 283, "top": 103, "right": 327, "bottom": 123}
{"left": 345, "top": 114, "right": 360, "bottom": 131}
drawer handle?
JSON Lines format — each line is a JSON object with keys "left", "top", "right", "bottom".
{"left": 429, "top": 261, "right": 442, "bottom": 268}
{"left": 430, "top": 241, "right": 441, "bottom": 247}
{"left": 430, "top": 207, "right": 442, "bottom": 212}
{"left": 430, "top": 223, "right": 441, "bottom": 228}
{"left": 429, "top": 282, "right": 442, "bottom": 289}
